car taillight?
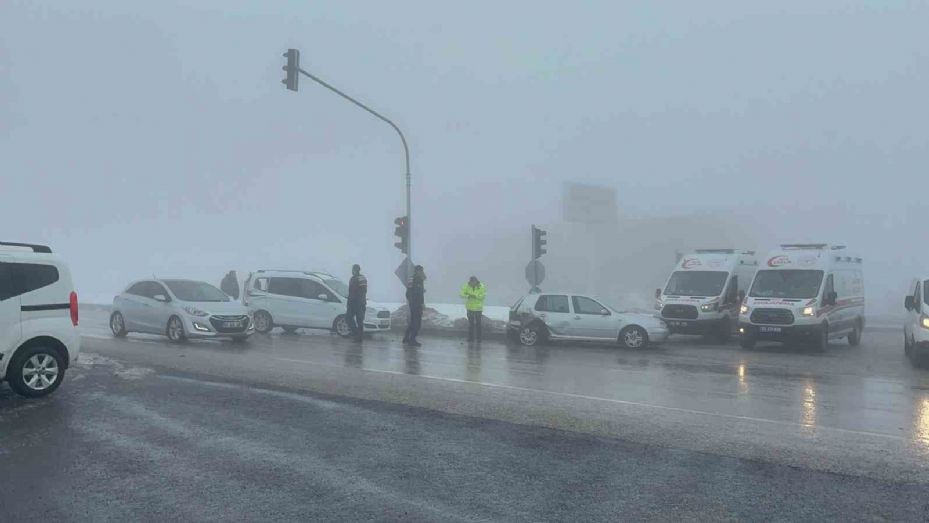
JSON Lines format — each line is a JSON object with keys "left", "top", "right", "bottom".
{"left": 70, "top": 291, "right": 79, "bottom": 326}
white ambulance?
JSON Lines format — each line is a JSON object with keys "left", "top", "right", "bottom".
{"left": 739, "top": 244, "right": 864, "bottom": 350}
{"left": 656, "top": 249, "right": 758, "bottom": 342}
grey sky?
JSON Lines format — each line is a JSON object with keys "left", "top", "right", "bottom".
{"left": 2, "top": 1, "right": 927, "bottom": 309}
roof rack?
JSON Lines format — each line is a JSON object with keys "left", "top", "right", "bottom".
{"left": 780, "top": 243, "right": 845, "bottom": 251}
{"left": 0, "top": 241, "right": 52, "bottom": 253}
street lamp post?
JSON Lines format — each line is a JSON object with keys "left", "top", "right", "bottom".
{"left": 282, "top": 50, "right": 413, "bottom": 263}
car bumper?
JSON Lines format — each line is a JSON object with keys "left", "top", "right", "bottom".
{"left": 661, "top": 317, "right": 726, "bottom": 335}
{"left": 186, "top": 317, "right": 255, "bottom": 339}
{"left": 363, "top": 319, "right": 392, "bottom": 331}
{"left": 647, "top": 325, "right": 671, "bottom": 343}
{"left": 739, "top": 322, "right": 822, "bottom": 340}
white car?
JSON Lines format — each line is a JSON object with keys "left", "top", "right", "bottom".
{"left": 904, "top": 277, "right": 929, "bottom": 367}
{"left": 1, "top": 241, "right": 81, "bottom": 398}
{"left": 506, "top": 292, "right": 669, "bottom": 348}
{"left": 110, "top": 279, "right": 254, "bottom": 343}
{"left": 243, "top": 270, "right": 392, "bottom": 337}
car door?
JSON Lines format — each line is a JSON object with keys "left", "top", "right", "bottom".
{"left": 117, "top": 282, "right": 147, "bottom": 331}
{"left": 300, "top": 280, "right": 341, "bottom": 328}
{"left": 0, "top": 261, "right": 23, "bottom": 363}
{"left": 533, "top": 295, "right": 573, "bottom": 336}
{"left": 148, "top": 281, "right": 175, "bottom": 332}
{"left": 906, "top": 280, "right": 921, "bottom": 343}
{"left": 568, "top": 295, "right": 615, "bottom": 339}
{"left": 133, "top": 281, "right": 165, "bottom": 333}
{"left": 267, "top": 277, "right": 306, "bottom": 327}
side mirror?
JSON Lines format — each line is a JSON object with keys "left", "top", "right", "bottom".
{"left": 655, "top": 288, "right": 662, "bottom": 299}
{"left": 827, "top": 291, "right": 838, "bottom": 306}
{"left": 317, "top": 293, "right": 329, "bottom": 301}
{"left": 153, "top": 294, "right": 168, "bottom": 303}
{"left": 905, "top": 296, "right": 915, "bottom": 311}
{"left": 600, "top": 309, "right": 610, "bottom": 316}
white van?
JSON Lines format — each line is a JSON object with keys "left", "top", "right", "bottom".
{"left": 903, "top": 277, "right": 929, "bottom": 366}
{"left": 243, "top": 270, "right": 391, "bottom": 337}
{"left": 739, "top": 244, "right": 864, "bottom": 350}
{"left": 1, "top": 241, "right": 80, "bottom": 397}
{"left": 656, "top": 249, "right": 758, "bottom": 341}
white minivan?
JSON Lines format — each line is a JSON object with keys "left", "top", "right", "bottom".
{"left": 739, "top": 244, "right": 865, "bottom": 350}
{"left": 243, "top": 270, "right": 392, "bottom": 337}
{"left": 656, "top": 249, "right": 757, "bottom": 342}
{"left": 903, "top": 277, "right": 929, "bottom": 366}
{"left": 1, "top": 241, "right": 80, "bottom": 397}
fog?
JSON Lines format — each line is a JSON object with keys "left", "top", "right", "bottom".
{"left": 2, "top": 1, "right": 927, "bottom": 316}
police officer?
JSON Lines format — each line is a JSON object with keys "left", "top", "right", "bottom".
{"left": 346, "top": 264, "right": 368, "bottom": 342}
{"left": 403, "top": 265, "right": 426, "bottom": 347}
{"left": 460, "top": 276, "right": 487, "bottom": 342}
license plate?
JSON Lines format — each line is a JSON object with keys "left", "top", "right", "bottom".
{"left": 223, "top": 321, "right": 242, "bottom": 328}
{"left": 670, "top": 321, "right": 688, "bottom": 328}
{"left": 760, "top": 326, "right": 782, "bottom": 333}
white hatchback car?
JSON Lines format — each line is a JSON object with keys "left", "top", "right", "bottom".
{"left": 243, "top": 270, "right": 392, "bottom": 337}
{"left": 507, "top": 292, "right": 669, "bottom": 348}
{"left": 110, "top": 279, "right": 254, "bottom": 343}
{"left": 1, "top": 241, "right": 81, "bottom": 397}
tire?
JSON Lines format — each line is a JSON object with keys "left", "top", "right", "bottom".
{"left": 740, "top": 328, "right": 756, "bottom": 350}
{"left": 282, "top": 326, "right": 299, "bottom": 335}
{"left": 519, "top": 323, "right": 545, "bottom": 347}
{"left": 813, "top": 323, "right": 829, "bottom": 351}
{"left": 166, "top": 315, "right": 187, "bottom": 344}
{"left": 7, "top": 345, "right": 66, "bottom": 398}
{"left": 110, "top": 311, "right": 128, "bottom": 338}
{"left": 848, "top": 321, "right": 862, "bottom": 347}
{"left": 334, "top": 315, "right": 352, "bottom": 338}
{"left": 253, "top": 310, "right": 273, "bottom": 334}
{"left": 619, "top": 325, "right": 649, "bottom": 349}
{"left": 716, "top": 317, "right": 732, "bottom": 344}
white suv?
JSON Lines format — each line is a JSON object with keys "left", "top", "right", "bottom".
{"left": 243, "top": 270, "right": 392, "bottom": 337}
{"left": 1, "top": 242, "right": 80, "bottom": 397}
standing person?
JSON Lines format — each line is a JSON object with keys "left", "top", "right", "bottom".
{"left": 403, "top": 265, "right": 426, "bottom": 347}
{"left": 460, "top": 276, "right": 487, "bottom": 342}
{"left": 346, "top": 264, "right": 368, "bottom": 342}
{"left": 220, "top": 270, "right": 239, "bottom": 300}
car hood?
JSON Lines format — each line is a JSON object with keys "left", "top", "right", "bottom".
{"left": 365, "top": 302, "right": 391, "bottom": 312}
{"left": 179, "top": 300, "right": 250, "bottom": 315}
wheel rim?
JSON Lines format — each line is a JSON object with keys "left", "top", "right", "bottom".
{"left": 336, "top": 317, "right": 350, "bottom": 337}
{"left": 111, "top": 313, "right": 124, "bottom": 334}
{"left": 623, "top": 328, "right": 644, "bottom": 348}
{"left": 168, "top": 318, "right": 183, "bottom": 340}
{"left": 22, "top": 354, "right": 59, "bottom": 391}
{"left": 520, "top": 327, "right": 537, "bottom": 345}
{"left": 255, "top": 312, "right": 270, "bottom": 332}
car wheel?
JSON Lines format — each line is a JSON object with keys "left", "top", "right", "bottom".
{"left": 282, "top": 326, "right": 299, "bottom": 335}
{"left": 813, "top": 323, "right": 829, "bottom": 351}
{"left": 253, "top": 310, "right": 273, "bottom": 334}
{"left": 334, "top": 315, "right": 352, "bottom": 338}
{"left": 110, "top": 311, "right": 128, "bottom": 338}
{"left": 166, "top": 315, "right": 187, "bottom": 344}
{"left": 619, "top": 325, "right": 649, "bottom": 349}
{"left": 519, "top": 324, "right": 545, "bottom": 346}
{"left": 7, "top": 345, "right": 66, "bottom": 398}
{"left": 848, "top": 322, "right": 862, "bottom": 346}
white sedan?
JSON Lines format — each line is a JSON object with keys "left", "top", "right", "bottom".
{"left": 506, "top": 292, "right": 669, "bottom": 348}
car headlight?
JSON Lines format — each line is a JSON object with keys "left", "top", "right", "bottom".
{"left": 183, "top": 306, "right": 209, "bottom": 317}
{"left": 701, "top": 300, "right": 719, "bottom": 312}
{"left": 921, "top": 315, "right": 929, "bottom": 330}
{"left": 740, "top": 304, "right": 750, "bottom": 315}
{"left": 801, "top": 306, "right": 815, "bottom": 317}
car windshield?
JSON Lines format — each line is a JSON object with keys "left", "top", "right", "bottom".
{"left": 163, "top": 280, "right": 230, "bottom": 302}
{"left": 749, "top": 270, "right": 824, "bottom": 299}
{"left": 664, "top": 271, "right": 728, "bottom": 297}
{"left": 323, "top": 278, "right": 349, "bottom": 298}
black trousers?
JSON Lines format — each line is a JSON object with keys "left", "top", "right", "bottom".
{"left": 467, "top": 310, "right": 483, "bottom": 341}
{"left": 405, "top": 304, "right": 423, "bottom": 342}
{"left": 346, "top": 304, "right": 365, "bottom": 337}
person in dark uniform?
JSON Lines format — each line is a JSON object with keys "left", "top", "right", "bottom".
{"left": 220, "top": 270, "right": 239, "bottom": 300}
{"left": 346, "top": 264, "right": 368, "bottom": 342}
{"left": 403, "top": 265, "right": 426, "bottom": 347}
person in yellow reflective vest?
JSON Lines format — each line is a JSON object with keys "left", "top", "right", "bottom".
{"left": 460, "top": 276, "right": 487, "bottom": 342}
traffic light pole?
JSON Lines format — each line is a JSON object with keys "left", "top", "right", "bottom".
{"left": 296, "top": 67, "right": 413, "bottom": 262}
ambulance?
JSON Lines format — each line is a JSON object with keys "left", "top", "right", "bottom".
{"left": 739, "top": 244, "right": 864, "bottom": 350}
{"left": 656, "top": 249, "right": 758, "bottom": 341}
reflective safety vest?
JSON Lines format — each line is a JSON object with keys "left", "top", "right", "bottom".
{"left": 460, "top": 283, "right": 487, "bottom": 312}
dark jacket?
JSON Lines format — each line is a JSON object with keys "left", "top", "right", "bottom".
{"left": 347, "top": 274, "right": 368, "bottom": 308}
{"left": 406, "top": 278, "right": 425, "bottom": 308}
{"left": 220, "top": 272, "right": 239, "bottom": 300}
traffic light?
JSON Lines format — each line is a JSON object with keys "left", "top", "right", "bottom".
{"left": 532, "top": 225, "right": 547, "bottom": 259}
{"left": 394, "top": 216, "right": 409, "bottom": 254}
{"left": 282, "top": 49, "right": 300, "bottom": 91}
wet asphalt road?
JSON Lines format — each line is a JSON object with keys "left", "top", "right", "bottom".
{"left": 2, "top": 310, "right": 929, "bottom": 521}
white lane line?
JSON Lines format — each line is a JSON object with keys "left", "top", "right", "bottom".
{"left": 272, "top": 356, "right": 905, "bottom": 442}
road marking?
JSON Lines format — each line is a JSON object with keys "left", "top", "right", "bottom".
{"left": 272, "top": 355, "right": 906, "bottom": 442}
